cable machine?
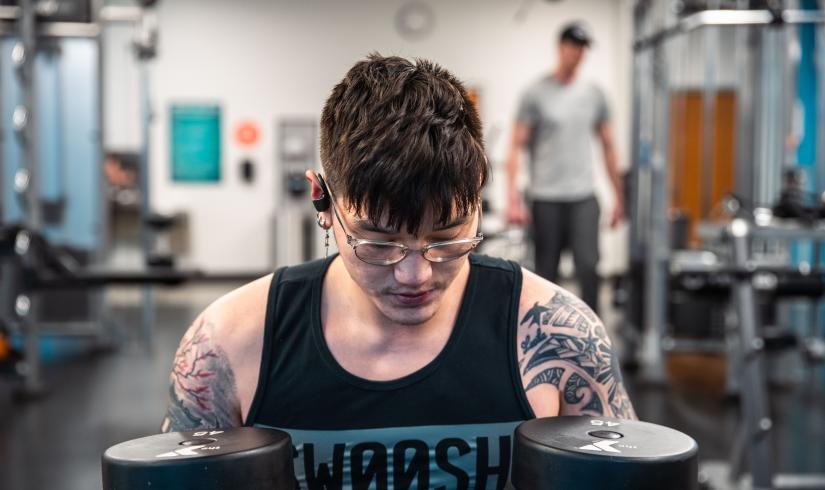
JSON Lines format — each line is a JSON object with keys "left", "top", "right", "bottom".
{"left": 628, "top": 2, "right": 825, "bottom": 488}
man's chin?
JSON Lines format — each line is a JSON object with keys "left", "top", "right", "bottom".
{"left": 376, "top": 300, "right": 439, "bottom": 327}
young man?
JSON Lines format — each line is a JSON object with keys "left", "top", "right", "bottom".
{"left": 506, "top": 22, "right": 625, "bottom": 315}
{"left": 162, "top": 54, "right": 635, "bottom": 489}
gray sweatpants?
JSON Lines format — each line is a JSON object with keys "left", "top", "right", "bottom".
{"left": 531, "top": 196, "right": 600, "bottom": 314}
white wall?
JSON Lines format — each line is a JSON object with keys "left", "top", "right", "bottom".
{"left": 104, "top": 0, "right": 634, "bottom": 273}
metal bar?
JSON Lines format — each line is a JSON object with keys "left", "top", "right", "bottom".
{"left": 29, "top": 269, "right": 270, "bottom": 288}
{"left": 701, "top": 24, "right": 719, "bottom": 219}
{"left": 626, "top": 5, "right": 649, "bottom": 350}
{"left": 138, "top": 49, "right": 155, "bottom": 351}
{"left": 682, "top": 9, "right": 775, "bottom": 29}
{"left": 138, "top": 53, "right": 153, "bottom": 281}
{"left": 640, "top": 36, "right": 671, "bottom": 383}
{"left": 98, "top": 5, "right": 142, "bottom": 24}
{"left": 734, "top": 3, "right": 757, "bottom": 204}
{"left": 0, "top": 22, "right": 100, "bottom": 38}
{"left": 17, "top": 0, "right": 43, "bottom": 397}
{"left": 672, "top": 31, "right": 689, "bottom": 218}
{"left": 628, "top": 41, "right": 646, "bottom": 263}
{"left": 92, "top": 0, "right": 107, "bottom": 343}
{"left": 0, "top": 5, "right": 144, "bottom": 24}
{"left": 816, "top": 8, "right": 825, "bottom": 389}
{"left": 671, "top": 262, "right": 825, "bottom": 274}
{"left": 0, "top": 5, "right": 143, "bottom": 24}
{"left": 698, "top": 220, "right": 825, "bottom": 241}
{"left": 0, "top": 5, "right": 19, "bottom": 20}
{"left": 758, "top": 27, "right": 786, "bottom": 207}
{"left": 635, "top": 9, "right": 825, "bottom": 52}
{"left": 773, "top": 473, "right": 825, "bottom": 488}
{"left": 38, "top": 22, "right": 99, "bottom": 37}
{"left": 635, "top": 10, "right": 772, "bottom": 50}
{"left": 31, "top": 321, "right": 113, "bottom": 337}
{"left": 20, "top": 299, "right": 43, "bottom": 396}
{"left": 19, "top": 5, "right": 39, "bottom": 230}
{"left": 729, "top": 219, "right": 775, "bottom": 490}
{"left": 725, "top": 300, "right": 743, "bottom": 397}
{"left": 141, "top": 287, "right": 154, "bottom": 351}
{"left": 728, "top": 418, "right": 748, "bottom": 482}
{"left": 782, "top": 10, "right": 825, "bottom": 25}
{"left": 661, "top": 337, "right": 728, "bottom": 353}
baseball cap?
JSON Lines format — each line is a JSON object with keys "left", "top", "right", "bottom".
{"left": 559, "top": 22, "right": 592, "bottom": 46}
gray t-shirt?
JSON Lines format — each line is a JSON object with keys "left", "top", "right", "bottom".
{"left": 516, "top": 76, "right": 609, "bottom": 201}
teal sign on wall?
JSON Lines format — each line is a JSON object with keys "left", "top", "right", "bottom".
{"left": 170, "top": 104, "right": 221, "bottom": 182}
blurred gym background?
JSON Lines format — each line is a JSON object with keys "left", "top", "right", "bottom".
{"left": 0, "top": 0, "right": 824, "bottom": 489}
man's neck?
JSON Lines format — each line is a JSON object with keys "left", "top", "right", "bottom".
{"left": 319, "top": 258, "right": 471, "bottom": 380}
{"left": 552, "top": 67, "right": 577, "bottom": 85}
{"left": 323, "top": 258, "right": 469, "bottom": 344}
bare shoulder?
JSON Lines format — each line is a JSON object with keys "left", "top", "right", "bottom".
{"left": 516, "top": 268, "right": 636, "bottom": 419}
{"left": 205, "top": 273, "right": 273, "bottom": 360}
{"left": 161, "top": 274, "right": 273, "bottom": 432}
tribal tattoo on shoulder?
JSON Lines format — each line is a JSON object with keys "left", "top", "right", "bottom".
{"left": 519, "top": 292, "right": 636, "bottom": 419}
{"left": 161, "top": 318, "right": 242, "bottom": 432}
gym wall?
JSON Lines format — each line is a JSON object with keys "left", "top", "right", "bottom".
{"left": 104, "top": 0, "right": 634, "bottom": 273}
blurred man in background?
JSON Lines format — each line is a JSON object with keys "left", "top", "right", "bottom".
{"left": 506, "top": 21, "right": 624, "bottom": 314}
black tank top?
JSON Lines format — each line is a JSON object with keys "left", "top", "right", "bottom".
{"left": 246, "top": 254, "right": 533, "bottom": 489}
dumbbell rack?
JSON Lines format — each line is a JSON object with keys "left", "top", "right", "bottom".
{"left": 10, "top": 0, "right": 47, "bottom": 397}
{"left": 1, "top": 1, "right": 159, "bottom": 398}
{"left": 699, "top": 218, "right": 825, "bottom": 490}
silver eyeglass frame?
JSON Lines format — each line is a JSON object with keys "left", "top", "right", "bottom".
{"left": 326, "top": 188, "right": 484, "bottom": 266}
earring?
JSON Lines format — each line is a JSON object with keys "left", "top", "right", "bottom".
{"left": 317, "top": 213, "right": 330, "bottom": 258}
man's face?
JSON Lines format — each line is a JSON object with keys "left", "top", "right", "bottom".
{"left": 558, "top": 40, "right": 586, "bottom": 73}
{"left": 331, "top": 200, "right": 479, "bottom": 326}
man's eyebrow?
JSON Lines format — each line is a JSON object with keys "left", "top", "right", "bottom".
{"left": 352, "top": 216, "right": 470, "bottom": 233}
{"left": 352, "top": 220, "right": 395, "bottom": 233}
{"left": 434, "top": 216, "right": 470, "bottom": 231}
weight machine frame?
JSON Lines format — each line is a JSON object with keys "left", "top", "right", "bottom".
{"left": 0, "top": 0, "right": 159, "bottom": 398}
{"left": 630, "top": 3, "right": 825, "bottom": 489}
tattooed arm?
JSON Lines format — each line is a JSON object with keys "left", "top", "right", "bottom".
{"left": 160, "top": 275, "right": 272, "bottom": 432}
{"left": 161, "top": 315, "right": 243, "bottom": 432}
{"left": 517, "top": 270, "right": 636, "bottom": 420}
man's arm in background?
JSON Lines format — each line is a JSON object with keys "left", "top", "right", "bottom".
{"left": 506, "top": 121, "right": 532, "bottom": 225}
{"left": 598, "top": 121, "right": 624, "bottom": 228}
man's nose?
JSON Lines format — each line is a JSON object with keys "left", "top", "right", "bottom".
{"left": 393, "top": 251, "right": 433, "bottom": 287}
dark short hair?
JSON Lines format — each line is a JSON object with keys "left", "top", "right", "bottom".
{"left": 320, "top": 53, "right": 488, "bottom": 235}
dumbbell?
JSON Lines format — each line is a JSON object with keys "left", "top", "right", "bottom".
{"left": 102, "top": 427, "right": 295, "bottom": 490}
{"left": 513, "top": 416, "right": 698, "bottom": 490}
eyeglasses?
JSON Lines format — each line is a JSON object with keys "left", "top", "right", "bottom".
{"left": 327, "top": 190, "right": 484, "bottom": 266}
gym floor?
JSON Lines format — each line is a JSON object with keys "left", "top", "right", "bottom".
{"left": 0, "top": 284, "right": 824, "bottom": 490}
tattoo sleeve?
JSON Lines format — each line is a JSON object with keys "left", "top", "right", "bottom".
{"left": 519, "top": 292, "right": 637, "bottom": 419}
{"left": 161, "top": 318, "right": 242, "bottom": 432}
